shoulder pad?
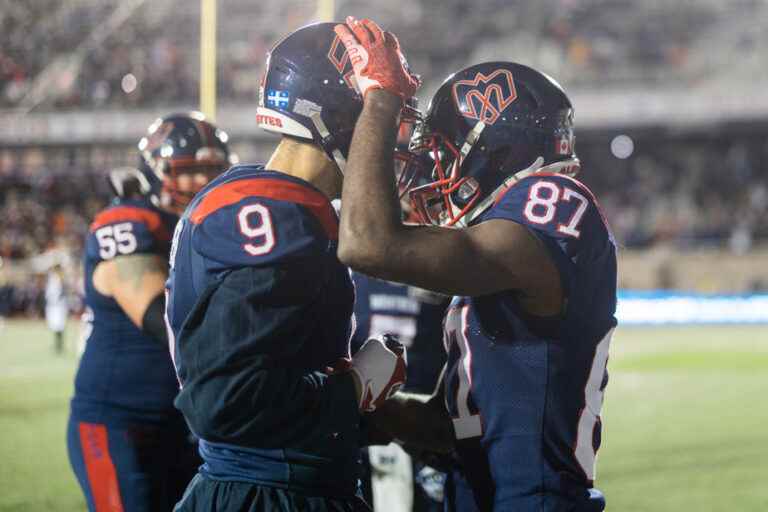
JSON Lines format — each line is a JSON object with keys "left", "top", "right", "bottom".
{"left": 485, "top": 174, "right": 606, "bottom": 241}
{"left": 87, "top": 204, "right": 172, "bottom": 262}
{"left": 188, "top": 176, "right": 338, "bottom": 268}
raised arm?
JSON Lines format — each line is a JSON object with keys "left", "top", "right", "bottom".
{"left": 339, "top": 93, "right": 559, "bottom": 304}
{"left": 334, "top": 19, "right": 562, "bottom": 313}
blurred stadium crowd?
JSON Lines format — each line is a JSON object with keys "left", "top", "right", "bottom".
{"left": 2, "top": 0, "right": 768, "bottom": 317}
{"left": 2, "top": 131, "right": 766, "bottom": 317}
{"left": 3, "top": 0, "right": 767, "bottom": 110}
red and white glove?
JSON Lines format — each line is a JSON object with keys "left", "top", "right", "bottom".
{"left": 334, "top": 16, "right": 421, "bottom": 102}
{"left": 349, "top": 334, "right": 407, "bottom": 412}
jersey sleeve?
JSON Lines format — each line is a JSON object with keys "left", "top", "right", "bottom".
{"left": 483, "top": 175, "right": 617, "bottom": 340}
{"left": 188, "top": 180, "right": 338, "bottom": 271}
{"left": 86, "top": 205, "right": 172, "bottom": 264}
{"left": 482, "top": 175, "right": 606, "bottom": 307}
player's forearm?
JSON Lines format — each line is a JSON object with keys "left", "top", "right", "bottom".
{"left": 338, "top": 90, "right": 404, "bottom": 271}
{"left": 365, "top": 391, "right": 455, "bottom": 454}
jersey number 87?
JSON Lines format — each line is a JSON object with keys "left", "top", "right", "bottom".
{"left": 523, "top": 180, "right": 589, "bottom": 238}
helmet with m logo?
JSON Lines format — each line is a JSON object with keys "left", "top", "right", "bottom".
{"left": 405, "top": 62, "right": 580, "bottom": 227}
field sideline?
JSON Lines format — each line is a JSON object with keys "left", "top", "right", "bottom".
{"left": 1, "top": 320, "right": 767, "bottom": 511}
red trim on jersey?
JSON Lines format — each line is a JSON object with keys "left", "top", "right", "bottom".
{"left": 190, "top": 178, "right": 339, "bottom": 239}
{"left": 78, "top": 422, "right": 125, "bottom": 512}
{"left": 90, "top": 206, "right": 171, "bottom": 242}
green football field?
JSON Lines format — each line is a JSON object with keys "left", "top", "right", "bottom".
{"left": 1, "top": 319, "right": 767, "bottom": 511}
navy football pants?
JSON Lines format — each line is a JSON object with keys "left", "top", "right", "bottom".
{"left": 444, "top": 470, "right": 606, "bottom": 512}
{"left": 174, "top": 473, "right": 371, "bottom": 512}
{"left": 67, "top": 417, "right": 200, "bottom": 512}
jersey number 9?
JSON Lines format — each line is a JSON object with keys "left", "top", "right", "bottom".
{"left": 238, "top": 204, "right": 276, "bottom": 256}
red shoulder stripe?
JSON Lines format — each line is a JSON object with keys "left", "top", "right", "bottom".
{"left": 190, "top": 178, "right": 338, "bottom": 239}
{"left": 78, "top": 422, "right": 125, "bottom": 512}
{"left": 90, "top": 206, "right": 170, "bottom": 242}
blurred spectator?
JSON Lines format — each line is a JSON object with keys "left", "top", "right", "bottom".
{"left": 45, "top": 263, "right": 69, "bottom": 354}
{"left": 581, "top": 134, "right": 768, "bottom": 249}
{"left": 2, "top": 0, "right": 767, "bottom": 110}
{"left": 0, "top": 162, "right": 109, "bottom": 317}
{"left": 1, "top": 0, "right": 767, "bottom": 307}
{"left": 0, "top": 126, "right": 766, "bottom": 314}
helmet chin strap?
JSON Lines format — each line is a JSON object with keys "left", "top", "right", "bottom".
{"left": 440, "top": 121, "right": 486, "bottom": 228}
{"left": 310, "top": 111, "right": 347, "bottom": 175}
{"left": 458, "top": 121, "right": 486, "bottom": 163}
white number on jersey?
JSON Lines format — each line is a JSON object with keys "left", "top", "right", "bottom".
{"left": 523, "top": 180, "right": 589, "bottom": 238}
{"left": 238, "top": 204, "right": 276, "bottom": 256}
{"left": 95, "top": 222, "right": 138, "bottom": 259}
{"left": 79, "top": 306, "right": 94, "bottom": 351}
{"left": 169, "top": 219, "right": 184, "bottom": 270}
{"left": 574, "top": 328, "right": 613, "bottom": 480}
{"left": 369, "top": 314, "right": 417, "bottom": 347}
{"left": 444, "top": 305, "right": 482, "bottom": 440}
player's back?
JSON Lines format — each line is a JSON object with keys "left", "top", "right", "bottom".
{"left": 166, "top": 164, "right": 359, "bottom": 495}
{"left": 73, "top": 198, "right": 179, "bottom": 422}
{"left": 444, "top": 173, "right": 616, "bottom": 511}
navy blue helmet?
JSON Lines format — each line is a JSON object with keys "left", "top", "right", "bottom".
{"left": 138, "top": 112, "right": 235, "bottom": 212}
{"left": 256, "top": 22, "right": 364, "bottom": 170}
{"left": 406, "top": 62, "right": 580, "bottom": 227}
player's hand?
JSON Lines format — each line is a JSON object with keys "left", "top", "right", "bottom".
{"left": 325, "top": 357, "right": 352, "bottom": 375}
{"left": 349, "top": 334, "right": 407, "bottom": 412}
{"left": 334, "top": 16, "right": 421, "bottom": 102}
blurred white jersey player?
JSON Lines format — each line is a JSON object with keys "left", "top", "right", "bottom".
{"left": 45, "top": 264, "right": 68, "bottom": 354}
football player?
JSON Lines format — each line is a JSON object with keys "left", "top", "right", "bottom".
{"left": 165, "top": 23, "right": 407, "bottom": 512}
{"left": 352, "top": 272, "right": 448, "bottom": 512}
{"left": 334, "top": 17, "right": 617, "bottom": 512}
{"left": 44, "top": 263, "right": 68, "bottom": 354}
{"left": 67, "top": 113, "right": 234, "bottom": 512}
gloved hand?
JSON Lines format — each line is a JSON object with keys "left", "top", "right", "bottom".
{"left": 349, "top": 334, "right": 407, "bottom": 412}
{"left": 333, "top": 16, "right": 421, "bottom": 102}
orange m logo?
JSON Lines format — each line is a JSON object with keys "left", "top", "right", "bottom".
{"left": 327, "top": 35, "right": 357, "bottom": 92}
{"left": 451, "top": 69, "right": 518, "bottom": 125}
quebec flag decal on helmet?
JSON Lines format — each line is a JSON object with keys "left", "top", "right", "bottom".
{"left": 257, "top": 22, "right": 364, "bottom": 171}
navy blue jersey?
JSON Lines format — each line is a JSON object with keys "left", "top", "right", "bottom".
{"left": 444, "top": 174, "right": 617, "bottom": 511}
{"left": 351, "top": 272, "right": 448, "bottom": 394}
{"left": 73, "top": 198, "right": 180, "bottom": 423}
{"left": 165, "top": 165, "right": 360, "bottom": 495}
